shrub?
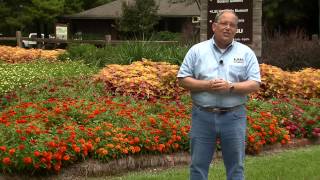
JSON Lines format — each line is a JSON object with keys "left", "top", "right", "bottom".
{"left": 254, "top": 64, "right": 320, "bottom": 99}
{"left": 262, "top": 30, "right": 320, "bottom": 71}
{"left": 94, "top": 59, "right": 186, "bottom": 100}
{"left": 0, "top": 45, "right": 64, "bottom": 63}
{"left": 150, "top": 31, "right": 182, "bottom": 41}
{"left": 59, "top": 43, "right": 189, "bottom": 67}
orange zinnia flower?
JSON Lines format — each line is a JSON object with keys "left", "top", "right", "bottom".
{"left": 73, "top": 146, "right": 81, "bottom": 153}
{"left": 63, "top": 155, "right": 70, "bottom": 161}
{"left": 134, "top": 146, "right": 141, "bottom": 153}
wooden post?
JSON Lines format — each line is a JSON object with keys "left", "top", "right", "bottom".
{"left": 200, "top": 0, "right": 208, "bottom": 42}
{"left": 16, "top": 31, "right": 22, "bottom": 47}
{"left": 105, "top": 35, "right": 111, "bottom": 45}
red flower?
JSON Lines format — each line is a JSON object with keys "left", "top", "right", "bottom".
{"left": 2, "top": 157, "right": 11, "bottom": 165}
{"left": 54, "top": 163, "right": 61, "bottom": 171}
{"left": 306, "top": 120, "right": 316, "bottom": 125}
{"left": 134, "top": 137, "right": 140, "bottom": 143}
{"left": 54, "top": 108, "right": 61, "bottom": 114}
{"left": 0, "top": 146, "right": 7, "bottom": 152}
{"left": 48, "top": 141, "right": 56, "bottom": 148}
{"left": 53, "top": 153, "right": 62, "bottom": 160}
{"left": 34, "top": 150, "right": 41, "bottom": 157}
{"left": 15, "top": 129, "right": 22, "bottom": 134}
{"left": 8, "top": 148, "right": 15, "bottom": 155}
{"left": 23, "top": 157, "right": 33, "bottom": 165}
{"left": 18, "top": 144, "right": 25, "bottom": 150}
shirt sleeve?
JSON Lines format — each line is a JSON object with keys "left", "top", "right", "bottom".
{"left": 245, "top": 50, "right": 261, "bottom": 83}
{"left": 177, "top": 46, "right": 196, "bottom": 78}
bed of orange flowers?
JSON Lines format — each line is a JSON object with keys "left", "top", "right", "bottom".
{"left": 0, "top": 93, "right": 190, "bottom": 173}
{"left": 0, "top": 45, "right": 64, "bottom": 63}
{"left": 0, "top": 60, "right": 318, "bottom": 174}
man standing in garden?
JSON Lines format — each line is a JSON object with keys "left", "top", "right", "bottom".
{"left": 177, "top": 10, "right": 261, "bottom": 180}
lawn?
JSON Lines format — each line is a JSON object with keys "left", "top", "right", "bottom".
{"left": 107, "top": 145, "right": 320, "bottom": 180}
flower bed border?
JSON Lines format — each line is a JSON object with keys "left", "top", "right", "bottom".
{"left": 1, "top": 138, "right": 319, "bottom": 179}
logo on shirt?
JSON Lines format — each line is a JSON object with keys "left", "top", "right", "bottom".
{"left": 233, "top": 57, "right": 244, "bottom": 63}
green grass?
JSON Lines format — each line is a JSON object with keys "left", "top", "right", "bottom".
{"left": 104, "top": 145, "right": 320, "bottom": 180}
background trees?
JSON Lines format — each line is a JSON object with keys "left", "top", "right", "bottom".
{"left": 0, "top": 0, "right": 319, "bottom": 38}
{"left": 0, "top": 0, "right": 114, "bottom": 36}
{"left": 118, "top": 0, "right": 159, "bottom": 39}
{"left": 263, "top": 0, "right": 319, "bottom": 36}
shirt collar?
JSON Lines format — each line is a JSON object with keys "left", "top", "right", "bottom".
{"left": 211, "top": 35, "right": 234, "bottom": 51}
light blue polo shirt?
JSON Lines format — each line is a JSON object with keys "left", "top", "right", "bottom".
{"left": 177, "top": 38, "right": 261, "bottom": 108}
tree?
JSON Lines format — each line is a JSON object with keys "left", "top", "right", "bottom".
{"left": 63, "top": 0, "right": 83, "bottom": 15}
{"left": 0, "top": 0, "right": 33, "bottom": 34}
{"left": 0, "top": 0, "right": 111, "bottom": 36}
{"left": 25, "top": 0, "right": 65, "bottom": 38}
{"left": 118, "top": 0, "right": 159, "bottom": 39}
{"left": 263, "top": 0, "right": 318, "bottom": 36}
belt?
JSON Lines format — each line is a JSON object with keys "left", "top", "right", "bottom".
{"left": 194, "top": 103, "right": 242, "bottom": 113}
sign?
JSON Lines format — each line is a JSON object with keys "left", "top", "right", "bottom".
{"left": 55, "top": 24, "right": 68, "bottom": 40}
{"left": 207, "top": 0, "right": 252, "bottom": 44}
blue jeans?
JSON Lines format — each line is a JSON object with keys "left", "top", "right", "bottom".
{"left": 190, "top": 105, "right": 247, "bottom": 180}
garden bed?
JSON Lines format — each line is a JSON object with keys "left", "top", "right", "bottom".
{"left": 0, "top": 55, "right": 319, "bottom": 178}
{"left": 62, "top": 138, "right": 319, "bottom": 178}
{"left": 2, "top": 138, "right": 318, "bottom": 180}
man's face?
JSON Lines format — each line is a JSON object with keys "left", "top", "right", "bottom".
{"left": 212, "top": 12, "right": 238, "bottom": 47}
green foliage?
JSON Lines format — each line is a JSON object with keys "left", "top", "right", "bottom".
{"left": 263, "top": 0, "right": 318, "bottom": 34}
{"left": 0, "top": 0, "right": 111, "bottom": 35}
{"left": 0, "top": 0, "right": 33, "bottom": 31}
{"left": 63, "top": 0, "right": 84, "bottom": 14}
{"left": 26, "top": 0, "right": 64, "bottom": 22}
{"left": 60, "top": 43, "right": 190, "bottom": 67}
{"left": 150, "top": 31, "right": 182, "bottom": 41}
{"left": 119, "top": 0, "right": 159, "bottom": 39}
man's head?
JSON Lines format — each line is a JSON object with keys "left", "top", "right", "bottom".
{"left": 212, "top": 10, "right": 238, "bottom": 49}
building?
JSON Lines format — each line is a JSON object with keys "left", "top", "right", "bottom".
{"left": 62, "top": 0, "right": 200, "bottom": 40}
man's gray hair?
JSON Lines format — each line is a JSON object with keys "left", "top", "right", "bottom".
{"left": 214, "top": 9, "right": 239, "bottom": 23}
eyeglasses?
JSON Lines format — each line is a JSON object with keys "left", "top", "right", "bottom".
{"left": 216, "top": 22, "right": 237, "bottom": 29}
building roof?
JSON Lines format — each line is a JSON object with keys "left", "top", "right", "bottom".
{"left": 65, "top": 0, "right": 200, "bottom": 19}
